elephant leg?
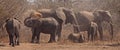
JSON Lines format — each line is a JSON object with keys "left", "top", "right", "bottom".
{"left": 31, "top": 28, "right": 36, "bottom": 43}
{"left": 57, "top": 24, "right": 62, "bottom": 41}
{"left": 73, "top": 25, "right": 79, "bottom": 33}
{"left": 94, "top": 29, "right": 98, "bottom": 40}
{"left": 8, "top": 32, "right": 14, "bottom": 47}
{"left": 91, "top": 32, "right": 94, "bottom": 41}
{"left": 87, "top": 27, "right": 91, "bottom": 41}
{"left": 36, "top": 30, "right": 40, "bottom": 43}
{"left": 87, "top": 30, "right": 90, "bottom": 41}
{"left": 36, "top": 34, "right": 40, "bottom": 43}
{"left": 31, "top": 34, "right": 35, "bottom": 43}
{"left": 48, "top": 33, "right": 55, "bottom": 43}
{"left": 11, "top": 34, "right": 14, "bottom": 47}
{"left": 91, "top": 27, "right": 95, "bottom": 41}
{"left": 15, "top": 31, "right": 20, "bottom": 45}
{"left": 98, "top": 25, "right": 103, "bottom": 40}
{"left": 8, "top": 34, "right": 12, "bottom": 45}
{"left": 110, "top": 23, "right": 113, "bottom": 40}
{"left": 7, "top": 30, "right": 12, "bottom": 45}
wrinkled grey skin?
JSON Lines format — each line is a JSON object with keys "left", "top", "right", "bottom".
{"left": 74, "top": 10, "right": 113, "bottom": 40}
{"left": 88, "top": 22, "right": 98, "bottom": 41}
{"left": 37, "top": 7, "right": 82, "bottom": 41}
{"left": 5, "top": 18, "right": 20, "bottom": 47}
{"left": 24, "top": 16, "right": 59, "bottom": 43}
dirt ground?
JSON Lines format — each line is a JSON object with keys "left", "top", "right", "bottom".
{"left": 0, "top": 41, "right": 120, "bottom": 50}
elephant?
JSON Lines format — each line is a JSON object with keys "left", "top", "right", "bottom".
{"left": 68, "top": 22, "right": 98, "bottom": 42}
{"left": 88, "top": 22, "right": 98, "bottom": 41}
{"left": 24, "top": 13, "right": 59, "bottom": 43}
{"left": 68, "top": 33, "right": 84, "bottom": 43}
{"left": 5, "top": 18, "right": 21, "bottom": 47}
{"left": 74, "top": 10, "right": 113, "bottom": 40}
{"left": 37, "top": 7, "right": 83, "bottom": 41}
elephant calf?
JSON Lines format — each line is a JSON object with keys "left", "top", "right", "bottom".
{"left": 5, "top": 18, "right": 20, "bottom": 47}
{"left": 68, "top": 22, "right": 98, "bottom": 42}
{"left": 24, "top": 16, "right": 59, "bottom": 43}
{"left": 68, "top": 33, "right": 84, "bottom": 43}
{"left": 88, "top": 22, "right": 98, "bottom": 41}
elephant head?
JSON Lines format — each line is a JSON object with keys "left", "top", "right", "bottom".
{"left": 24, "top": 11, "right": 42, "bottom": 28}
{"left": 93, "top": 10, "right": 112, "bottom": 23}
{"left": 93, "top": 10, "right": 113, "bottom": 39}
{"left": 56, "top": 7, "right": 81, "bottom": 33}
{"left": 56, "top": 7, "right": 78, "bottom": 25}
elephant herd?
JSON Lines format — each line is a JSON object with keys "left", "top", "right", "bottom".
{"left": 4, "top": 7, "right": 113, "bottom": 47}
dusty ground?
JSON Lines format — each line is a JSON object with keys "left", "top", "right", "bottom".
{"left": 0, "top": 41, "right": 120, "bottom": 50}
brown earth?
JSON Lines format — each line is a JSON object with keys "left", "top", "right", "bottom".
{"left": 0, "top": 41, "right": 120, "bottom": 50}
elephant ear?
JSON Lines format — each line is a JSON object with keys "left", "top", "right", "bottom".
{"left": 104, "top": 11, "right": 112, "bottom": 22}
{"left": 93, "top": 11, "right": 100, "bottom": 17}
{"left": 93, "top": 11, "right": 103, "bottom": 22}
{"left": 55, "top": 7, "right": 66, "bottom": 22}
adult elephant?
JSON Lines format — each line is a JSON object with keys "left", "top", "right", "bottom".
{"left": 5, "top": 18, "right": 21, "bottom": 47}
{"left": 37, "top": 7, "right": 81, "bottom": 41}
{"left": 74, "top": 10, "right": 113, "bottom": 40}
{"left": 24, "top": 12, "right": 59, "bottom": 43}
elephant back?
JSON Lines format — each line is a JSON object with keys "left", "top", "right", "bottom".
{"left": 78, "top": 11, "right": 95, "bottom": 24}
{"left": 37, "top": 9, "right": 56, "bottom": 18}
{"left": 13, "top": 18, "right": 20, "bottom": 29}
{"left": 75, "top": 11, "right": 95, "bottom": 31}
{"left": 39, "top": 17, "right": 58, "bottom": 26}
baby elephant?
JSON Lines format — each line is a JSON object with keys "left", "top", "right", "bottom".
{"left": 5, "top": 18, "right": 21, "bottom": 47}
{"left": 68, "top": 33, "right": 84, "bottom": 43}
{"left": 88, "top": 22, "right": 98, "bottom": 41}
{"left": 24, "top": 17, "right": 59, "bottom": 43}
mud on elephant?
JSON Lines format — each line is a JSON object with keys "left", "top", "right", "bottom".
{"left": 24, "top": 12, "right": 59, "bottom": 43}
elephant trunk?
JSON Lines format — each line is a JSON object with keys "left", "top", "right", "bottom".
{"left": 24, "top": 17, "right": 33, "bottom": 27}
{"left": 70, "top": 12, "right": 81, "bottom": 32}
